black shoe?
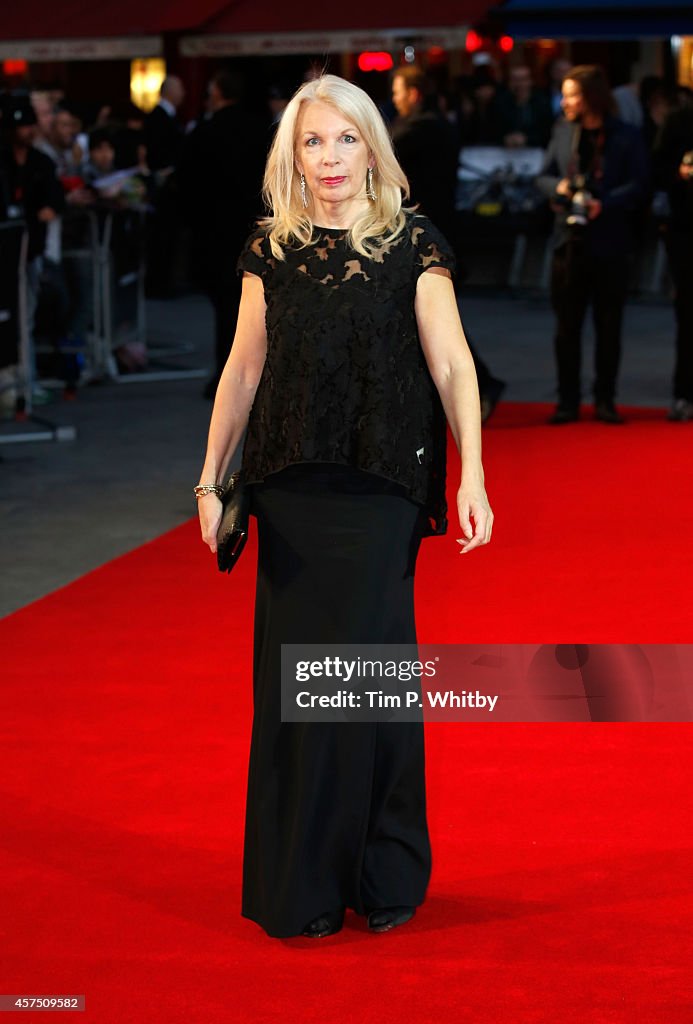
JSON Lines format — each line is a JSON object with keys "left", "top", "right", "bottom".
{"left": 594, "top": 400, "right": 625, "bottom": 424}
{"left": 367, "top": 905, "right": 416, "bottom": 933}
{"left": 480, "top": 378, "right": 506, "bottom": 424}
{"left": 548, "top": 404, "right": 579, "bottom": 425}
{"left": 300, "top": 909, "right": 345, "bottom": 938}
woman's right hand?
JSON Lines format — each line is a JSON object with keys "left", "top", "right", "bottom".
{"left": 198, "top": 494, "right": 223, "bottom": 553}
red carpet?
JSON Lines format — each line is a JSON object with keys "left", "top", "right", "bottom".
{"left": 2, "top": 402, "right": 692, "bottom": 1022}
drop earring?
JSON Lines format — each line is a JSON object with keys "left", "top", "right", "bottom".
{"left": 366, "top": 167, "right": 377, "bottom": 201}
{"left": 300, "top": 172, "right": 308, "bottom": 208}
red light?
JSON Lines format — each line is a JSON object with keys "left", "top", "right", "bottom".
{"left": 3, "top": 59, "right": 28, "bottom": 76}
{"left": 423, "top": 45, "right": 446, "bottom": 65}
{"left": 358, "top": 52, "right": 394, "bottom": 72}
{"left": 465, "top": 30, "right": 483, "bottom": 52}
{"left": 499, "top": 35, "right": 514, "bottom": 53}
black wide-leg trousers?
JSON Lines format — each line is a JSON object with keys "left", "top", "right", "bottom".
{"left": 241, "top": 464, "right": 432, "bottom": 938}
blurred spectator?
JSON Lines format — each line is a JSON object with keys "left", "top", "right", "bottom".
{"left": 612, "top": 83, "right": 643, "bottom": 127}
{"left": 35, "top": 105, "right": 85, "bottom": 176}
{"left": 144, "top": 76, "right": 185, "bottom": 297}
{"left": 391, "top": 66, "right": 506, "bottom": 421}
{"left": 94, "top": 104, "right": 113, "bottom": 126}
{"left": 391, "top": 66, "right": 459, "bottom": 229}
{"left": 111, "top": 101, "right": 147, "bottom": 170}
{"left": 84, "top": 127, "right": 149, "bottom": 374}
{"left": 653, "top": 102, "right": 693, "bottom": 420}
{"left": 639, "top": 76, "right": 672, "bottom": 153}
{"left": 537, "top": 65, "right": 648, "bottom": 425}
{"left": 546, "top": 58, "right": 572, "bottom": 120}
{"left": 0, "top": 98, "right": 64, "bottom": 397}
{"left": 84, "top": 128, "right": 116, "bottom": 182}
{"left": 495, "top": 65, "right": 552, "bottom": 149}
{"left": 84, "top": 127, "right": 148, "bottom": 209}
{"left": 30, "top": 91, "right": 55, "bottom": 149}
{"left": 613, "top": 77, "right": 672, "bottom": 150}
{"left": 144, "top": 76, "right": 185, "bottom": 172}
{"left": 178, "top": 69, "right": 266, "bottom": 397}
{"left": 457, "top": 66, "right": 501, "bottom": 146}
{"left": 33, "top": 105, "right": 95, "bottom": 393}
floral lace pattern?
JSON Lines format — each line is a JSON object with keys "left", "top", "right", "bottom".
{"left": 236, "top": 212, "right": 456, "bottom": 536}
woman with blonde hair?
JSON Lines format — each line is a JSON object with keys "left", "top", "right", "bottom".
{"left": 196, "top": 74, "right": 493, "bottom": 939}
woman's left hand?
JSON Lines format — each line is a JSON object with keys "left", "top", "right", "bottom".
{"left": 456, "top": 483, "right": 494, "bottom": 554}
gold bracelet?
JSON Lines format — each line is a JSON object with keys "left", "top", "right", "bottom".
{"left": 194, "top": 484, "right": 224, "bottom": 499}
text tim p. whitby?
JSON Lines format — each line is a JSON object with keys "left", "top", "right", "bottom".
{"left": 295, "top": 689, "right": 499, "bottom": 712}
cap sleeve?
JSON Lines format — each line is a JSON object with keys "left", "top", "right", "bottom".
{"left": 236, "top": 226, "right": 273, "bottom": 280}
{"left": 409, "top": 214, "right": 456, "bottom": 282}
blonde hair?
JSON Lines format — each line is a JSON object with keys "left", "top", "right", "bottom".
{"left": 260, "top": 74, "right": 410, "bottom": 260}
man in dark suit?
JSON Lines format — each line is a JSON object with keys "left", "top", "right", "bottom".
{"left": 144, "top": 76, "right": 185, "bottom": 172}
{"left": 178, "top": 70, "right": 266, "bottom": 397}
{"left": 144, "top": 76, "right": 185, "bottom": 296}
{"left": 537, "top": 65, "right": 648, "bottom": 424}
{"left": 391, "top": 66, "right": 506, "bottom": 422}
{"left": 391, "top": 66, "right": 458, "bottom": 232}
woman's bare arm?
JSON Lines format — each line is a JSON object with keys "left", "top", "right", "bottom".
{"left": 197, "top": 272, "right": 267, "bottom": 551}
{"left": 415, "top": 268, "right": 493, "bottom": 551}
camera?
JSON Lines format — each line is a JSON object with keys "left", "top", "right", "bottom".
{"left": 565, "top": 174, "right": 593, "bottom": 227}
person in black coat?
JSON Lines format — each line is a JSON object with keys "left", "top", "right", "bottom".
{"left": 1, "top": 99, "right": 64, "bottom": 263}
{"left": 143, "top": 76, "right": 185, "bottom": 173}
{"left": 178, "top": 70, "right": 267, "bottom": 397}
{"left": 653, "top": 103, "right": 693, "bottom": 421}
{"left": 0, "top": 99, "right": 64, "bottom": 393}
{"left": 143, "top": 77, "right": 185, "bottom": 296}
{"left": 537, "top": 65, "right": 648, "bottom": 424}
{"left": 391, "top": 66, "right": 506, "bottom": 421}
{"left": 494, "top": 64, "right": 553, "bottom": 149}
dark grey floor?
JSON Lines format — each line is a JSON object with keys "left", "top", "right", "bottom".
{"left": 0, "top": 289, "right": 680, "bottom": 618}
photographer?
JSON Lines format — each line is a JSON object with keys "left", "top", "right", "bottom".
{"left": 537, "top": 65, "right": 648, "bottom": 424}
{"left": 653, "top": 103, "right": 693, "bottom": 421}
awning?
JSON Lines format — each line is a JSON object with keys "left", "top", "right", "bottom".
{"left": 195, "top": 0, "right": 492, "bottom": 33}
{"left": 1, "top": 0, "right": 230, "bottom": 39}
{"left": 0, "top": 0, "right": 227, "bottom": 60}
{"left": 499, "top": 0, "right": 693, "bottom": 39}
{"left": 1, "top": 0, "right": 493, "bottom": 61}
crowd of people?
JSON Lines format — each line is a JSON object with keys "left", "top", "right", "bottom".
{"left": 0, "top": 57, "right": 691, "bottom": 420}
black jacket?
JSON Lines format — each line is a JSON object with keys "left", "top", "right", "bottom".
{"left": 178, "top": 103, "right": 267, "bottom": 251}
{"left": 537, "top": 115, "right": 649, "bottom": 254}
{"left": 391, "top": 110, "right": 459, "bottom": 232}
{"left": 0, "top": 144, "right": 64, "bottom": 260}
{"left": 144, "top": 104, "right": 184, "bottom": 172}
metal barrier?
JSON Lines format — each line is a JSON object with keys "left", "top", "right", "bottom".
{"left": 80, "top": 205, "right": 205, "bottom": 385}
{"left": 0, "top": 219, "right": 27, "bottom": 411}
{"left": 0, "top": 218, "right": 76, "bottom": 444}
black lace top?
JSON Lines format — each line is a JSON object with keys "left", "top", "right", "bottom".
{"left": 236, "top": 211, "right": 456, "bottom": 536}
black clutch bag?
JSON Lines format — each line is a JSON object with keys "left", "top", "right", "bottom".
{"left": 216, "top": 471, "right": 250, "bottom": 573}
